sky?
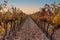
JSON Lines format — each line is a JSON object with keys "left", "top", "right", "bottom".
{"left": 0, "top": 0, "right": 60, "bottom": 14}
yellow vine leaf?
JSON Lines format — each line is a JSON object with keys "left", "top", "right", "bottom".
{"left": 0, "top": 26, "right": 5, "bottom": 33}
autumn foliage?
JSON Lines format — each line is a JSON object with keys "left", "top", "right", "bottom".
{"left": 31, "top": 2, "right": 60, "bottom": 40}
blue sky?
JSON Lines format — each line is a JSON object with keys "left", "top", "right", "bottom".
{"left": 0, "top": 0, "right": 60, "bottom": 14}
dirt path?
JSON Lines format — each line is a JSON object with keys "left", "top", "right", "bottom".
{"left": 15, "top": 17, "right": 50, "bottom": 40}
